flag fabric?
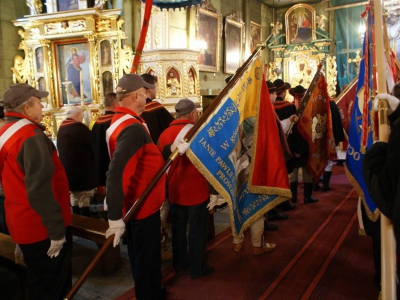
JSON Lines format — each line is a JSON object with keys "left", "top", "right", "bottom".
{"left": 186, "top": 57, "right": 291, "bottom": 239}
{"left": 296, "top": 74, "right": 337, "bottom": 182}
{"left": 345, "top": 7, "right": 379, "bottom": 222}
{"left": 336, "top": 78, "right": 358, "bottom": 150}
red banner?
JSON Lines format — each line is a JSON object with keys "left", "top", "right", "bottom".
{"left": 297, "top": 74, "right": 337, "bottom": 182}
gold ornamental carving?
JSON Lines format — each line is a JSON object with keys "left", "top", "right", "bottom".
{"left": 96, "top": 19, "right": 111, "bottom": 32}
{"left": 11, "top": 55, "right": 28, "bottom": 84}
{"left": 26, "top": 0, "right": 42, "bottom": 15}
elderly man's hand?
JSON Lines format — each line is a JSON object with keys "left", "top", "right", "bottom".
{"left": 105, "top": 219, "right": 125, "bottom": 248}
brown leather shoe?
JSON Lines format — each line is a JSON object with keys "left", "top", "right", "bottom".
{"left": 252, "top": 242, "right": 276, "bottom": 255}
{"left": 233, "top": 242, "right": 244, "bottom": 252}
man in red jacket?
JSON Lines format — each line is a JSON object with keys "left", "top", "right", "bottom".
{"left": 158, "top": 98, "right": 215, "bottom": 279}
{"left": 105, "top": 74, "right": 168, "bottom": 299}
{"left": 0, "top": 83, "right": 72, "bottom": 299}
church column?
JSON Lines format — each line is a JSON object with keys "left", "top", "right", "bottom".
{"left": 84, "top": 33, "right": 99, "bottom": 105}
{"left": 39, "top": 39, "right": 54, "bottom": 109}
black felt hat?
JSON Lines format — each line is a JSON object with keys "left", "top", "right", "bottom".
{"left": 273, "top": 79, "right": 291, "bottom": 91}
{"left": 266, "top": 81, "right": 278, "bottom": 93}
{"left": 289, "top": 85, "right": 307, "bottom": 97}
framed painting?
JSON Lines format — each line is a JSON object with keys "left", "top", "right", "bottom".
{"left": 100, "top": 40, "right": 112, "bottom": 67}
{"left": 58, "top": 0, "right": 80, "bottom": 11}
{"left": 53, "top": 38, "right": 92, "bottom": 106}
{"left": 250, "top": 22, "right": 262, "bottom": 54}
{"left": 285, "top": 4, "right": 316, "bottom": 45}
{"left": 284, "top": 53, "right": 319, "bottom": 89}
{"left": 197, "top": 8, "right": 222, "bottom": 72}
{"left": 224, "top": 16, "right": 244, "bottom": 74}
{"left": 35, "top": 47, "right": 43, "bottom": 73}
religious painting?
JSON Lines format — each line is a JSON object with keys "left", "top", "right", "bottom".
{"left": 58, "top": 0, "right": 80, "bottom": 11}
{"left": 35, "top": 47, "right": 43, "bottom": 73}
{"left": 250, "top": 22, "right": 262, "bottom": 55}
{"left": 224, "top": 15, "right": 244, "bottom": 74}
{"left": 284, "top": 53, "right": 319, "bottom": 89}
{"left": 197, "top": 8, "right": 222, "bottom": 73}
{"left": 100, "top": 40, "right": 112, "bottom": 67}
{"left": 285, "top": 4, "right": 316, "bottom": 45}
{"left": 165, "top": 68, "right": 182, "bottom": 97}
{"left": 53, "top": 39, "right": 92, "bottom": 106}
{"left": 102, "top": 71, "right": 113, "bottom": 97}
{"left": 188, "top": 68, "right": 196, "bottom": 95}
{"left": 38, "top": 77, "right": 45, "bottom": 91}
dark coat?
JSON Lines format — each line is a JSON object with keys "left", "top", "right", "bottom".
{"left": 363, "top": 104, "right": 400, "bottom": 292}
{"left": 140, "top": 99, "right": 174, "bottom": 144}
{"left": 57, "top": 118, "right": 96, "bottom": 191}
{"left": 274, "top": 99, "right": 308, "bottom": 169}
{"left": 91, "top": 111, "right": 114, "bottom": 186}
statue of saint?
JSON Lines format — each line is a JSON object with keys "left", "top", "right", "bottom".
{"left": 167, "top": 72, "right": 181, "bottom": 96}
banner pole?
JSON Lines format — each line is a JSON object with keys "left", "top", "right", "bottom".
{"left": 373, "top": 0, "right": 396, "bottom": 298}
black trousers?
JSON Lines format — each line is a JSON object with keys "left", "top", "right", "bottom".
{"left": 19, "top": 227, "right": 72, "bottom": 300}
{"left": 126, "top": 211, "right": 162, "bottom": 300}
{"left": 170, "top": 199, "right": 209, "bottom": 278}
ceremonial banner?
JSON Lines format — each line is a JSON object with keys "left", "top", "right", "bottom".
{"left": 296, "top": 74, "right": 337, "bottom": 182}
{"left": 345, "top": 10, "right": 379, "bottom": 221}
{"left": 186, "top": 57, "right": 291, "bottom": 239}
{"left": 336, "top": 78, "right": 358, "bottom": 149}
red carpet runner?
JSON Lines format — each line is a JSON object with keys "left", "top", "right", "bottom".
{"left": 116, "top": 165, "right": 380, "bottom": 300}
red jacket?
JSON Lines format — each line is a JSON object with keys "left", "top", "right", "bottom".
{"left": 106, "top": 107, "right": 165, "bottom": 220}
{"left": 0, "top": 112, "right": 71, "bottom": 244}
{"left": 158, "top": 119, "right": 209, "bottom": 206}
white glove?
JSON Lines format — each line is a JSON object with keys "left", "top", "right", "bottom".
{"left": 105, "top": 219, "right": 125, "bottom": 247}
{"left": 47, "top": 237, "right": 66, "bottom": 258}
{"left": 176, "top": 139, "right": 190, "bottom": 155}
{"left": 207, "top": 194, "right": 219, "bottom": 211}
{"left": 374, "top": 93, "right": 400, "bottom": 115}
{"left": 15, "top": 244, "right": 25, "bottom": 265}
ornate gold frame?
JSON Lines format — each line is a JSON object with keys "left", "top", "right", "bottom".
{"left": 285, "top": 3, "right": 316, "bottom": 45}
{"left": 12, "top": 8, "right": 133, "bottom": 138}
{"left": 196, "top": 7, "right": 222, "bottom": 73}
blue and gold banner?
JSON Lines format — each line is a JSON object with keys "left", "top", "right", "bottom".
{"left": 345, "top": 9, "right": 379, "bottom": 222}
{"left": 187, "top": 57, "right": 291, "bottom": 239}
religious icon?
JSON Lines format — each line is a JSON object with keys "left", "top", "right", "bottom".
{"left": 36, "top": 47, "right": 43, "bottom": 73}
{"left": 166, "top": 70, "right": 181, "bottom": 96}
{"left": 285, "top": 4, "right": 315, "bottom": 45}
{"left": 38, "top": 77, "right": 45, "bottom": 91}
{"left": 188, "top": 69, "right": 196, "bottom": 95}
{"left": 102, "top": 71, "right": 113, "bottom": 96}
{"left": 55, "top": 40, "right": 92, "bottom": 106}
{"left": 100, "top": 40, "right": 112, "bottom": 67}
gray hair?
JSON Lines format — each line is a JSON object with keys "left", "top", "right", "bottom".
{"left": 4, "top": 97, "right": 34, "bottom": 114}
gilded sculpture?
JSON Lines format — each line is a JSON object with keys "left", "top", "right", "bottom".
{"left": 26, "top": 0, "right": 43, "bottom": 15}
{"left": 11, "top": 55, "right": 28, "bottom": 84}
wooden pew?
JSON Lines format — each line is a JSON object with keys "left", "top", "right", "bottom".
{"left": 0, "top": 232, "right": 28, "bottom": 299}
{"left": 70, "top": 214, "right": 121, "bottom": 275}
